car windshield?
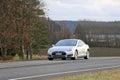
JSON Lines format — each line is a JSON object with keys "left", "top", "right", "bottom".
{"left": 55, "top": 39, "right": 77, "bottom": 46}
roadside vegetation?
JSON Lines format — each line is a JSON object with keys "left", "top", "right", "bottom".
{"left": 53, "top": 68, "right": 120, "bottom": 80}
{"left": 0, "top": 47, "right": 120, "bottom": 62}
{"left": 90, "top": 47, "right": 120, "bottom": 57}
{"left": 0, "top": 0, "right": 50, "bottom": 61}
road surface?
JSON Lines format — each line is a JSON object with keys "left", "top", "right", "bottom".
{"left": 0, "top": 57, "right": 120, "bottom": 80}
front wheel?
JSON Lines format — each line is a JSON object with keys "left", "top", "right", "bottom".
{"left": 62, "top": 58, "right": 66, "bottom": 60}
{"left": 84, "top": 51, "right": 89, "bottom": 59}
{"left": 48, "top": 58, "right": 54, "bottom": 60}
{"left": 71, "top": 51, "right": 78, "bottom": 60}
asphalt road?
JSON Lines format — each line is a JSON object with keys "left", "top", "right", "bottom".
{"left": 0, "top": 57, "right": 120, "bottom": 80}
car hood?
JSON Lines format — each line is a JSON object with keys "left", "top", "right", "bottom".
{"left": 49, "top": 46, "right": 74, "bottom": 52}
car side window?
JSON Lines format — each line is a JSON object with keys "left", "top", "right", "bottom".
{"left": 78, "top": 40, "right": 85, "bottom": 46}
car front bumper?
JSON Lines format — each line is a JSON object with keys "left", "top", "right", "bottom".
{"left": 48, "top": 51, "right": 73, "bottom": 59}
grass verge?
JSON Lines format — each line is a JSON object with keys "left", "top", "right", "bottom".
{"left": 90, "top": 47, "right": 120, "bottom": 57}
{"left": 0, "top": 47, "right": 120, "bottom": 62}
{"left": 32, "top": 55, "right": 47, "bottom": 60}
{"left": 54, "top": 68, "right": 120, "bottom": 80}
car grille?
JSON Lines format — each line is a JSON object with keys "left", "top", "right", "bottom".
{"left": 52, "top": 51, "right": 66, "bottom": 55}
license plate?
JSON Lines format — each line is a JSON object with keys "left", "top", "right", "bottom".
{"left": 56, "top": 53, "right": 62, "bottom": 55}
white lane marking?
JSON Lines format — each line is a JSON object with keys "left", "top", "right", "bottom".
{"left": 9, "top": 65, "right": 120, "bottom": 80}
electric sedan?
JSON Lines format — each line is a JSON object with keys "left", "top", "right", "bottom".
{"left": 48, "top": 39, "right": 90, "bottom": 60}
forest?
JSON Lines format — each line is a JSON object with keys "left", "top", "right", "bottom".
{"left": 0, "top": 0, "right": 50, "bottom": 60}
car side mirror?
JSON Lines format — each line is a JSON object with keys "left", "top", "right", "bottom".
{"left": 52, "top": 44, "right": 55, "bottom": 47}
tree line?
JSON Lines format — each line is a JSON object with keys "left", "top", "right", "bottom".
{"left": 0, "top": 0, "right": 50, "bottom": 60}
{"left": 50, "top": 20, "right": 120, "bottom": 48}
{"left": 75, "top": 21, "right": 120, "bottom": 47}
{"left": 33, "top": 18, "right": 120, "bottom": 52}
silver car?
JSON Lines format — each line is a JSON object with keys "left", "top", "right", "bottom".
{"left": 48, "top": 39, "right": 90, "bottom": 60}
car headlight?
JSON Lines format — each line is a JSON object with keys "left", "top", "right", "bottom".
{"left": 48, "top": 49, "right": 52, "bottom": 54}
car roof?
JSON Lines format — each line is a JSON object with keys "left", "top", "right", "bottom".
{"left": 60, "top": 39, "right": 80, "bottom": 40}
{"left": 59, "top": 39, "right": 82, "bottom": 41}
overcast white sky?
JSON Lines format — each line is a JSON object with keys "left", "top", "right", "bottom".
{"left": 44, "top": 0, "right": 120, "bottom": 21}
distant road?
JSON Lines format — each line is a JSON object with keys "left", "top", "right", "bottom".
{"left": 0, "top": 57, "right": 120, "bottom": 80}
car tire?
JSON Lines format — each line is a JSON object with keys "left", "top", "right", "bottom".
{"left": 48, "top": 58, "right": 54, "bottom": 60}
{"left": 84, "top": 51, "right": 89, "bottom": 59}
{"left": 62, "top": 58, "right": 66, "bottom": 60}
{"left": 71, "top": 51, "right": 78, "bottom": 60}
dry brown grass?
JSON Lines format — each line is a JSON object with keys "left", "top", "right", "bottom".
{"left": 32, "top": 55, "right": 47, "bottom": 60}
{"left": 54, "top": 69, "right": 120, "bottom": 80}
{"left": 0, "top": 55, "right": 48, "bottom": 62}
